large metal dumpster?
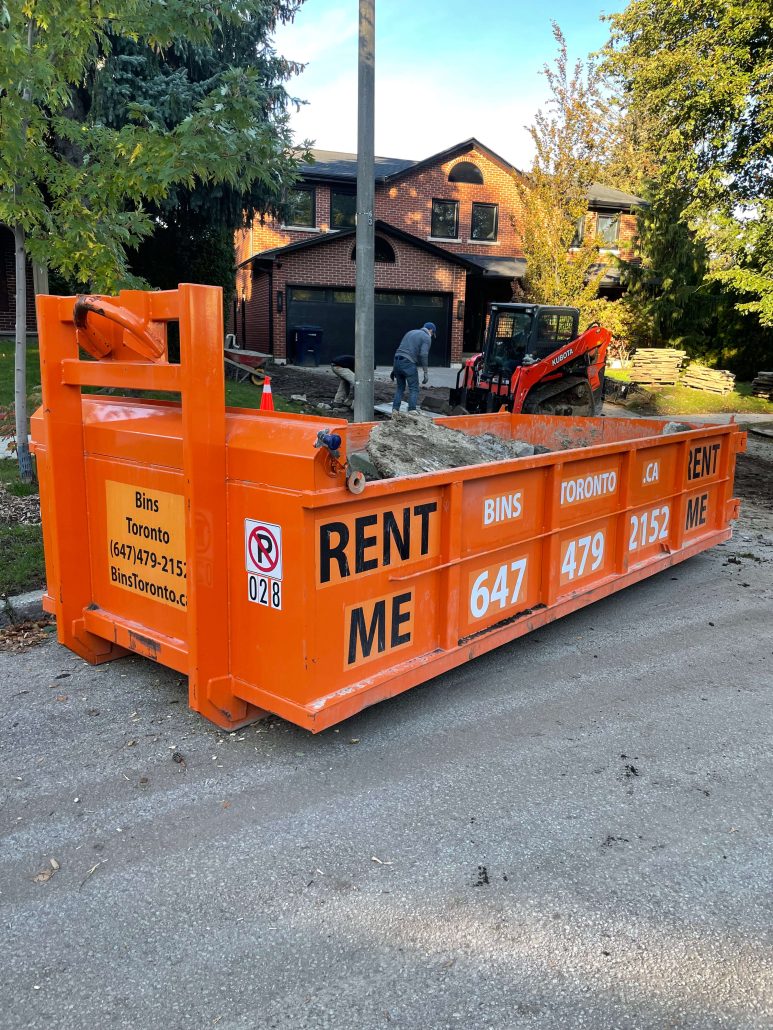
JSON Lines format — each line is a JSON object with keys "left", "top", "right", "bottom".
{"left": 31, "top": 285, "right": 746, "bottom": 732}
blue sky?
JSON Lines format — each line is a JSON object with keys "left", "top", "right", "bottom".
{"left": 272, "top": 0, "right": 624, "bottom": 168}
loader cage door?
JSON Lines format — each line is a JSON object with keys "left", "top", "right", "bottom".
{"left": 483, "top": 310, "right": 534, "bottom": 378}
{"left": 533, "top": 309, "right": 579, "bottom": 359}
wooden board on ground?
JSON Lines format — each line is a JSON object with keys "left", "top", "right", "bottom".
{"left": 681, "top": 364, "right": 735, "bottom": 396}
{"left": 630, "top": 348, "right": 686, "bottom": 387}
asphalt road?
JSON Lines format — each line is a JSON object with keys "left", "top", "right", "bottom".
{"left": 1, "top": 438, "right": 772, "bottom": 1030}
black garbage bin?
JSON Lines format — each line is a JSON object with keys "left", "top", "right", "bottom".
{"left": 290, "top": 325, "right": 324, "bottom": 366}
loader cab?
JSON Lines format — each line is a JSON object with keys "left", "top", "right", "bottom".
{"left": 482, "top": 304, "right": 580, "bottom": 379}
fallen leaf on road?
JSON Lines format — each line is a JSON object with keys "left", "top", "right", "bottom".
{"left": 32, "top": 867, "right": 56, "bottom": 883}
{"left": 0, "top": 618, "right": 53, "bottom": 653}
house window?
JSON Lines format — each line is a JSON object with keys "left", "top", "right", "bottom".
{"left": 471, "top": 203, "right": 498, "bottom": 242}
{"left": 571, "top": 216, "right": 585, "bottom": 248}
{"left": 285, "top": 187, "right": 315, "bottom": 228}
{"left": 431, "top": 199, "right": 459, "bottom": 239}
{"left": 350, "top": 236, "right": 396, "bottom": 263}
{"left": 331, "top": 189, "right": 357, "bottom": 229}
{"left": 448, "top": 161, "right": 484, "bottom": 184}
{"left": 597, "top": 213, "right": 620, "bottom": 247}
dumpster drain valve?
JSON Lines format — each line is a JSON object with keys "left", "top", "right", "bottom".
{"left": 313, "top": 430, "right": 366, "bottom": 495}
{"left": 314, "top": 431, "right": 342, "bottom": 457}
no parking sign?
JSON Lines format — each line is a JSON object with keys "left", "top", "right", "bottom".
{"left": 245, "top": 519, "right": 283, "bottom": 609}
{"left": 245, "top": 519, "right": 283, "bottom": 579}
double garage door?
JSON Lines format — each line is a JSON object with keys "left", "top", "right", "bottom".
{"left": 286, "top": 286, "right": 451, "bottom": 366}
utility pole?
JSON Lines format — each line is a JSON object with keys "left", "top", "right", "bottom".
{"left": 353, "top": 0, "right": 375, "bottom": 423}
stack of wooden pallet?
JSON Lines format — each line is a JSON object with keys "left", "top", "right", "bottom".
{"left": 751, "top": 371, "right": 773, "bottom": 400}
{"left": 630, "top": 348, "right": 686, "bottom": 387}
{"left": 681, "top": 364, "right": 736, "bottom": 395}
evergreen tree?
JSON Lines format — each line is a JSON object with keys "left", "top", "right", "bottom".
{"left": 86, "top": 10, "right": 308, "bottom": 303}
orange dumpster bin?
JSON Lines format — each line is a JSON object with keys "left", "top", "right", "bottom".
{"left": 31, "top": 285, "right": 746, "bottom": 732}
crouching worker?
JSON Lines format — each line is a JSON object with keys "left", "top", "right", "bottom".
{"left": 391, "top": 322, "right": 435, "bottom": 414}
{"left": 331, "top": 354, "right": 356, "bottom": 410}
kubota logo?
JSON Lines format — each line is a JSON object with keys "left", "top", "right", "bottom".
{"left": 551, "top": 348, "right": 573, "bottom": 366}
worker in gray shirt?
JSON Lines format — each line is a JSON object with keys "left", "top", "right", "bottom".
{"left": 391, "top": 321, "right": 435, "bottom": 413}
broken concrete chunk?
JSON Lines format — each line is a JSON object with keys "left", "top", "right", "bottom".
{"left": 662, "top": 421, "right": 694, "bottom": 435}
{"left": 365, "top": 412, "right": 542, "bottom": 479}
{"left": 419, "top": 396, "right": 453, "bottom": 415}
{"left": 475, "top": 434, "right": 535, "bottom": 461}
{"left": 347, "top": 450, "right": 381, "bottom": 481}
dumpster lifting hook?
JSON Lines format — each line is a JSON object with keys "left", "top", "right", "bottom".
{"left": 313, "top": 430, "right": 366, "bottom": 495}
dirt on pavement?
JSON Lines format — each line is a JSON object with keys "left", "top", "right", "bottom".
{"left": 265, "top": 362, "right": 451, "bottom": 415}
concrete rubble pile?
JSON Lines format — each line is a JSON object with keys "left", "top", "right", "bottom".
{"left": 361, "top": 412, "right": 544, "bottom": 479}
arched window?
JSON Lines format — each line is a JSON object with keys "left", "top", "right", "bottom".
{"left": 350, "top": 236, "right": 396, "bottom": 263}
{"left": 448, "top": 161, "right": 484, "bottom": 184}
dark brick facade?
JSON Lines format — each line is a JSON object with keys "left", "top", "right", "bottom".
{"left": 0, "top": 226, "right": 37, "bottom": 334}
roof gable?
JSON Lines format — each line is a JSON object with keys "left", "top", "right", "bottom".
{"left": 384, "top": 137, "right": 522, "bottom": 183}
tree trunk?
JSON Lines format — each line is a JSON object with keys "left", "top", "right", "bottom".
{"left": 14, "top": 223, "right": 34, "bottom": 483}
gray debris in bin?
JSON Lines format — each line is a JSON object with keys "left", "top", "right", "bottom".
{"left": 662, "top": 421, "right": 695, "bottom": 435}
{"left": 365, "top": 412, "right": 542, "bottom": 479}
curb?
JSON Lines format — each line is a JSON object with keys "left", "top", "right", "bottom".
{"left": 1, "top": 588, "right": 46, "bottom": 628}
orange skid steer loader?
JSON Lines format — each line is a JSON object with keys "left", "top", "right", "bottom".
{"left": 450, "top": 303, "right": 611, "bottom": 417}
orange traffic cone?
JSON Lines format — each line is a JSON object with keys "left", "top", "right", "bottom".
{"left": 260, "top": 375, "right": 275, "bottom": 411}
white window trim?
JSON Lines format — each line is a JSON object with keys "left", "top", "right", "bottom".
{"left": 279, "top": 224, "right": 320, "bottom": 233}
{"left": 466, "top": 239, "right": 500, "bottom": 246}
{"left": 426, "top": 236, "right": 463, "bottom": 244}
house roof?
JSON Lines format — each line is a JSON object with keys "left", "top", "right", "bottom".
{"left": 299, "top": 137, "right": 523, "bottom": 185}
{"left": 240, "top": 220, "right": 482, "bottom": 270}
{"left": 299, "top": 142, "right": 645, "bottom": 211}
{"left": 460, "top": 253, "right": 527, "bottom": 279}
{"left": 587, "top": 182, "right": 646, "bottom": 210}
{"left": 299, "top": 149, "right": 416, "bottom": 183}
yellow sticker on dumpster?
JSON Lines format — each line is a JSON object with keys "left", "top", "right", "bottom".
{"left": 105, "top": 481, "right": 187, "bottom": 609}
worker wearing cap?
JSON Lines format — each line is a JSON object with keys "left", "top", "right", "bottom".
{"left": 391, "top": 322, "right": 436, "bottom": 413}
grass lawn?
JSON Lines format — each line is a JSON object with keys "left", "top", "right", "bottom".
{"left": 0, "top": 339, "right": 45, "bottom": 597}
{"left": 223, "top": 378, "right": 309, "bottom": 414}
{"left": 606, "top": 368, "right": 773, "bottom": 416}
{"left": 0, "top": 459, "right": 45, "bottom": 598}
{"left": 0, "top": 336, "right": 41, "bottom": 407}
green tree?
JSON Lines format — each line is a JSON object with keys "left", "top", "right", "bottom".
{"left": 605, "top": 0, "right": 773, "bottom": 327}
{"left": 85, "top": 16, "right": 307, "bottom": 304}
{"left": 516, "top": 25, "right": 609, "bottom": 324}
{"left": 0, "top": 0, "right": 303, "bottom": 479}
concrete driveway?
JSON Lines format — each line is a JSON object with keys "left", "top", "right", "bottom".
{"left": 1, "top": 438, "right": 771, "bottom": 1030}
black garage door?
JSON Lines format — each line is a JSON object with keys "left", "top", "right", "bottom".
{"left": 286, "top": 287, "right": 452, "bottom": 366}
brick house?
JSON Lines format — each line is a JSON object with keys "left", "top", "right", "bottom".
{"left": 232, "top": 138, "right": 643, "bottom": 366}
